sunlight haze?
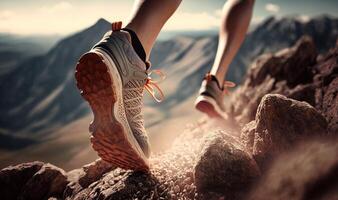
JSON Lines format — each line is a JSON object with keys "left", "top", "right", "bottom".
{"left": 0, "top": 0, "right": 337, "bottom": 35}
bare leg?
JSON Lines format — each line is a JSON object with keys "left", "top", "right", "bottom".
{"left": 125, "top": 0, "right": 182, "bottom": 59}
{"left": 210, "top": 0, "right": 255, "bottom": 84}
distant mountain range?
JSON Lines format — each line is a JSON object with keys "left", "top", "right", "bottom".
{"left": 0, "top": 34, "right": 61, "bottom": 77}
{"left": 0, "top": 15, "right": 337, "bottom": 150}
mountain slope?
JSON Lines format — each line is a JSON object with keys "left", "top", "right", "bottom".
{"left": 0, "top": 33, "right": 60, "bottom": 77}
{"left": 0, "top": 19, "right": 111, "bottom": 137}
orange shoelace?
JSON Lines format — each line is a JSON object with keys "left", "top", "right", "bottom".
{"left": 145, "top": 69, "right": 166, "bottom": 102}
{"left": 223, "top": 80, "right": 236, "bottom": 95}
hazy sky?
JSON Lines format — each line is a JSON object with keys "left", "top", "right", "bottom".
{"left": 0, "top": 0, "right": 337, "bottom": 35}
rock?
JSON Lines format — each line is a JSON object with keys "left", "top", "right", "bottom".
{"left": 241, "top": 94, "right": 328, "bottom": 166}
{"left": 19, "top": 163, "right": 69, "bottom": 200}
{"left": 314, "top": 43, "right": 338, "bottom": 133}
{"left": 64, "top": 159, "right": 114, "bottom": 199}
{"left": 240, "top": 121, "right": 257, "bottom": 153}
{"left": 194, "top": 131, "right": 260, "bottom": 199}
{"left": 0, "top": 161, "right": 44, "bottom": 200}
{"left": 248, "top": 36, "right": 317, "bottom": 88}
{"left": 227, "top": 36, "right": 318, "bottom": 124}
{"left": 82, "top": 170, "right": 159, "bottom": 200}
{"left": 287, "top": 83, "right": 316, "bottom": 106}
{"left": 228, "top": 36, "right": 338, "bottom": 135}
{"left": 0, "top": 162, "right": 68, "bottom": 200}
{"left": 249, "top": 140, "right": 338, "bottom": 200}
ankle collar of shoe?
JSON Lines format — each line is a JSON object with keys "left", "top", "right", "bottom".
{"left": 111, "top": 21, "right": 148, "bottom": 68}
{"left": 204, "top": 73, "right": 236, "bottom": 91}
{"left": 204, "top": 73, "right": 222, "bottom": 90}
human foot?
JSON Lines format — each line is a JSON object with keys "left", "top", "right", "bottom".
{"left": 195, "top": 73, "right": 235, "bottom": 119}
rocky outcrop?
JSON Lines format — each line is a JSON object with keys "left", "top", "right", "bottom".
{"left": 20, "top": 163, "right": 68, "bottom": 200}
{"left": 250, "top": 140, "right": 338, "bottom": 200}
{"left": 241, "top": 94, "right": 328, "bottom": 167}
{"left": 314, "top": 44, "right": 338, "bottom": 134}
{"left": 0, "top": 161, "right": 44, "bottom": 200}
{"left": 64, "top": 159, "right": 114, "bottom": 199}
{"left": 0, "top": 162, "right": 68, "bottom": 200}
{"left": 227, "top": 36, "right": 318, "bottom": 125}
{"left": 227, "top": 36, "right": 338, "bottom": 135}
{"left": 1, "top": 36, "right": 338, "bottom": 200}
{"left": 70, "top": 169, "right": 161, "bottom": 200}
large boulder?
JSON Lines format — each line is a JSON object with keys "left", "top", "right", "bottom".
{"left": 0, "top": 162, "right": 68, "bottom": 200}
{"left": 194, "top": 131, "right": 260, "bottom": 200}
{"left": 249, "top": 140, "right": 338, "bottom": 200}
{"left": 19, "top": 163, "right": 68, "bottom": 200}
{"left": 0, "top": 161, "right": 44, "bottom": 200}
{"left": 241, "top": 94, "right": 328, "bottom": 167}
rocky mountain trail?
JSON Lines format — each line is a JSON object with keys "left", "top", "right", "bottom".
{"left": 226, "top": 35, "right": 338, "bottom": 133}
{"left": 1, "top": 36, "right": 338, "bottom": 199}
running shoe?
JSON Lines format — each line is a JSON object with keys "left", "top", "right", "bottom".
{"left": 195, "top": 73, "right": 235, "bottom": 119}
{"left": 75, "top": 22, "right": 163, "bottom": 171}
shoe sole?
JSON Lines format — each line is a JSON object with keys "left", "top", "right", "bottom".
{"left": 195, "top": 95, "right": 226, "bottom": 119}
{"left": 75, "top": 50, "right": 149, "bottom": 171}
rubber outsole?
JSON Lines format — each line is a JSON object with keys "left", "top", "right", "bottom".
{"left": 195, "top": 96, "right": 224, "bottom": 119}
{"left": 75, "top": 52, "right": 149, "bottom": 171}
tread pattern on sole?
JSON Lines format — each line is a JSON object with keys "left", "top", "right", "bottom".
{"left": 75, "top": 52, "right": 149, "bottom": 171}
